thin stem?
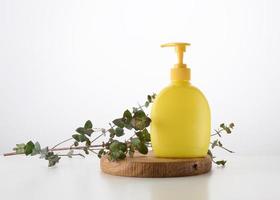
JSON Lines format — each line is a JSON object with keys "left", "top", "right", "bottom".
{"left": 57, "top": 153, "right": 85, "bottom": 158}
{"left": 2, "top": 152, "right": 17, "bottom": 156}
{"left": 219, "top": 146, "right": 234, "bottom": 153}
{"left": 211, "top": 129, "right": 223, "bottom": 137}
{"left": 51, "top": 138, "right": 73, "bottom": 150}
{"left": 91, "top": 125, "right": 116, "bottom": 143}
{"left": 88, "top": 149, "right": 98, "bottom": 154}
{"left": 3, "top": 144, "right": 104, "bottom": 157}
{"left": 210, "top": 142, "right": 234, "bottom": 153}
{"left": 92, "top": 128, "right": 104, "bottom": 131}
{"left": 91, "top": 132, "right": 105, "bottom": 143}
{"left": 89, "top": 148, "right": 103, "bottom": 150}
{"left": 52, "top": 145, "right": 103, "bottom": 151}
{"left": 137, "top": 103, "right": 144, "bottom": 111}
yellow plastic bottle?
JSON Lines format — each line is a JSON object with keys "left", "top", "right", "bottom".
{"left": 151, "top": 42, "right": 211, "bottom": 158}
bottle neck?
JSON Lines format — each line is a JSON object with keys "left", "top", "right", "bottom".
{"left": 171, "top": 80, "right": 191, "bottom": 85}
{"left": 170, "top": 67, "right": 191, "bottom": 81}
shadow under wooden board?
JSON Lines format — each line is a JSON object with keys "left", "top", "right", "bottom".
{"left": 100, "top": 151, "right": 212, "bottom": 178}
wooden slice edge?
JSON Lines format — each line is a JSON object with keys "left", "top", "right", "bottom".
{"left": 100, "top": 151, "right": 212, "bottom": 178}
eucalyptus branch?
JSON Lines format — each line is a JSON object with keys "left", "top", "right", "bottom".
{"left": 3, "top": 93, "right": 235, "bottom": 168}
{"left": 208, "top": 122, "right": 235, "bottom": 166}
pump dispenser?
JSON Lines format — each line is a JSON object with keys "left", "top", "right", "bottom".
{"left": 161, "top": 42, "right": 191, "bottom": 81}
{"left": 151, "top": 42, "right": 211, "bottom": 158}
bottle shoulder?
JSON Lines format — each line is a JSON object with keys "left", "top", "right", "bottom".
{"left": 151, "top": 81, "right": 211, "bottom": 120}
{"left": 157, "top": 82, "right": 207, "bottom": 100}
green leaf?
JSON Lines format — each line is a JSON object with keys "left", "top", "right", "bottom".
{"left": 136, "top": 128, "right": 151, "bottom": 142}
{"left": 133, "top": 110, "right": 146, "bottom": 118}
{"left": 110, "top": 150, "right": 126, "bottom": 161}
{"left": 67, "top": 150, "right": 74, "bottom": 158}
{"left": 15, "top": 143, "right": 25, "bottom": 148}
{"left": 132, "top": 111, "right": 150, "bottom": 127}
{"left": 108, "top": 141, "right": 127, "bottom": 161}
{"left": 109, "top": 140, "right": 127, "bottom": 152}
{"left": 123, "top": 110, "right": 132, "bottom": 123}
{"left": 220, "top": 123, "right": 232, "bottom": 134}
{"left": 34, "top": 142, "right": 41, "bottom": 151}
{"left": 108, "top": 128, "right": 115, "bottom": 137}
{"left": 98, "top": 149, "right": 105, "bottom": 158}
{"left": 225, "top": 127, "right": 231, "bottom": 134}
{"left": 76, "top": 127, "right": 86, "bottom": 134}
{"left": 220, "top": 123, "right": 225, "bottom": 129}
{"left": 13, "top": 143, "right": 26, "bottom": 154}
{"left": 130, "top": 112, "right": 150, "bottom": 130}
{"left": 147, "top": 95, "right": 152, "bottom": 103}
{"left": 112, "top": 118, "right": 125, "bottom": 128}
{"left": 115, "top": 127, "right": 124, "bottom": 137}
{"left": 84, "top": 120, "right": 93, "bottom": 129}
{"left": 74, "top": 141, "right": 79, "bottom": 146}
{"left": 83, "top": 147, "right": 89, "bottom": 154}
{"left": 207, "top": 149, "right": 213, "bottom": 158}
{"left": 45, "top": 152, "right": 61, "bottom": 167}
{"left": 137, "top": 143, "right": 148, "bottom": 154}
{"left": 45, "top": 151, "right": 54, "bottom": 159}
{"left": 109, "top": 141, "right": 119, "bottom": 152}
{"left": 144, "top": 101, "right": 149, "bottom": 108}
{"left": 76, "top": 121, "right": 94, "bottom": 136}
{"left": 131, "top": 138, "right": 148, "bottom": 154}
{"left": 118, "top": 143, "right": 127, "bottom": 152}
{"left": 78, "top": 134, "right": 88, "bottom": 142}
{"left": 215, "top": 160, "right": 227, "bottom": 166}
{"left": 211, "top": 140, "right": 218, "bottom": 149}
{"left": 131, "top": 138, "right": 141, "bottom": 147}
{"left": 31, "top": 142, "right": 41, "bottom": 156}
{"left": 24, "top": 141, "right": 35, "bottom": 155}
{"left": 131, "top": 118, "right": 146, "bottom": 130}
{"left": 72, "top": 134, "right": 88, "bottom": 142}
{"left": 84, "top": 129, "right": 94, "bottom": 136}
{"left": 72, "top": 134, "right": 81, "bottom": 142}
{"left": 86, "top": 140, "right": 91, "bottom": 147}
{"left": 39, "top": 147, "right": 49, "bottom": 159}
{"left": 124, "top": 123, "right": 133, "bottom": 130}
{"left": 145, "top": 117, "right": 151, "bottom": 127}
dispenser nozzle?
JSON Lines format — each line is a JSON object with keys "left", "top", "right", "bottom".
{"left": 161, "top": 42, "right": 191, "bottom": 81}
{"left": 161, "top": 42, "right": 190, "bottom": 68}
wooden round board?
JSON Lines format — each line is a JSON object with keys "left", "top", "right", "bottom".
{"left": 100, "top": 151, "right": 212, "bottom": 177}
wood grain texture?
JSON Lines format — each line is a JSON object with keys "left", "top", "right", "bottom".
{"left": 100, "top": 151, "right": 212, "bottom": 177}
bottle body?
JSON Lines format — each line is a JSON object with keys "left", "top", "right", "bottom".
{"left": 151, "top": 81, "right": 211, "bottom": 158}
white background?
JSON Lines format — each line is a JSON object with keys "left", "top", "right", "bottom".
{"left": 0, "top": 0, "right": 279, "bottom": 156}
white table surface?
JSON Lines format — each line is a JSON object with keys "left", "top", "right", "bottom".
{"left": 0, "top": 155, "right": 279, "bottom": 200}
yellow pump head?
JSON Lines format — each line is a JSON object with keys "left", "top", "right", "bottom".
{"left": 161, "top": 42, "right": 191, "bottom": 81}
